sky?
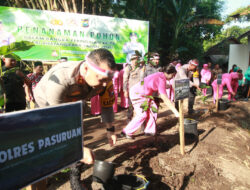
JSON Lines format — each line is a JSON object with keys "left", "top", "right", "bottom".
{"left": 222, "top": 0, "right": 250, "bottom": 17}
{"left": 221, "top": 0, "right": 250, "bottom": 28}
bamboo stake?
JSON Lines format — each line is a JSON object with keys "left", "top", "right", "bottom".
{"left": 178, "top": 99, "right": 185, "bottom": 155}
{"left": 247, "top": 86, "right": 250, "bottom": 98}
{"left": 216, "top": 85, "right": 219, "bottom": 112}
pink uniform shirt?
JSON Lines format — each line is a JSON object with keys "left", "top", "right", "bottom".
{"left": 201, "top": 69, "right": 211, "bottom": 83}
{"left": 130, "top": 72, "right": 167, "bottom": 101}
{"left": 144, "top": 72, "right": 167, "bottom": 96}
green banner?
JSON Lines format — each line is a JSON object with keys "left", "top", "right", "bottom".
{"left": 0, "top": 6, "right": 149, "bottom": 63}
{"left": 0, "top": 101, "right": 83, "bottom": 190}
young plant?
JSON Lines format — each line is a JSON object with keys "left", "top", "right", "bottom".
{"left": 140, "top": 95, "right": 158, "bottom": 114}
{"left": 197, "top": 84, "right": 211, "bottom": 104}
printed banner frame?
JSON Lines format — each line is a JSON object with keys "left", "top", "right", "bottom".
{"left": 0, "top": 101, "right": 83, "bottom": 190}
{"left": 0, "top": 6, "right": 149, "bottom": 63}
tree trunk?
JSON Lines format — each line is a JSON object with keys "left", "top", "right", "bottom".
{"left": 53, "top": 0, "right": 58, "bottom": 11}
{"left": 82, "top": 0, "right": 84, "bottom": 13}
{"left": 24, "top": 0, "right": 31, "bottom": 8}
{"left": 38, "top": 0, "right": 46, "bottom": 10}
{"left": 72, "top": 0, "right": 77, "bottom": 13}
{"left": 62, "top": 0, "right": 69, "bottom": 12}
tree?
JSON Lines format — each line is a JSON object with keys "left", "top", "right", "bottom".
{"left": 3, "top": 0, "right": 114, "bottom": 14}
{"left": 177, "top": 0, "right": 224, "bottom": 61}
{"left": 203, "top": 4, "right": 250, "bottom": 52}
{"left": 225, "top": 6, "right": 250, "bottom": 23}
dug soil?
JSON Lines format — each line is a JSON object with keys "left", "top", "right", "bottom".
{"left": 47, "top": 95, "right": 250, "bottom": 190}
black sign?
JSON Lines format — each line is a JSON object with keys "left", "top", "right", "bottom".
{"left": 0, "top": 101, "right": 83, "bottom": 190}
{"left": 174, "top": 79, "right": 190, "bottom": 101}
{"left": 217, "top": 74, "right": 222, "bottom": 85}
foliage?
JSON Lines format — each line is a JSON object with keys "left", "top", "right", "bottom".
{"left": 225, "top": 6, "right": 250, "bottom": 23}
{"left": 196, "top": 87, "right": 210, "bottom": 104}
{"left": 140, "top": 95, "right": 158, "bottom": 113}
{"left": 4, "top": 0, "right": 114, "bottom": 14}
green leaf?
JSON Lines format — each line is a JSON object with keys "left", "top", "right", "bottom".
{"left": 151, "top": 106, "right": 158, "bottom": 113}
{"left": 0, "top": 95, "right": 4, "bottom": 107}
{"left": 140, "top": 100, "right": 148, "bottom": 109}
{"left": 61, "top": 168, "right": 70, "bottom": 173}
{"left": 141, "top": 81, "right": 144, "bottom": 85}
{"left": 135, "top": 50, "right": 142, "bottom": 57}
{"left": 147, "top": 95, "right": 154, "bottom": 100}
{"left": 143, "top": 105, "right": 149, "bottom": 111}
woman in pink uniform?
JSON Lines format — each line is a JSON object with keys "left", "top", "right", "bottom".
{"left": 166, "top": 79, "right": 174, "bottom": 102}
{"left": 201, "top": 64, "right": 212, "bottom": 96}
{"left": 212, "top": 72, "right": 239, "bottom": 103}
{"left": 228, "top": 71, "right": 242, "bottom": 101}
{"left": 119, "top": 63, "right": 129, "bottom": 108}
{"left": 112, "top": 70, "right": 120, "bottom": 113}
{"left": 121, "top": 65, "right": 179, "bottom": 137}
{"left": 166, "top": 63, "right": 181, "bottom": 102}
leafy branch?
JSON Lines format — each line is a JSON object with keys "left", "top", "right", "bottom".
{"left": 196, "top": 84, "right": 211, "bottom": 104}
{"left": 140, "top": 95, "right": 158, "bottom": 113}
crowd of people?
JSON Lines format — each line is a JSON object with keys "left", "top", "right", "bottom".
{"left": 0, "top": 48, "right": 250, "bottom": 190}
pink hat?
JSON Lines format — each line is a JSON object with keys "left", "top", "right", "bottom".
{"left": 175, "top": 63, "right": 181, "bottom": 69}
{"left": 203, "top": 64, "right": 208, "bottom": 68}
{"left": 189, "top": 59, "right": 198, "bottom": 66}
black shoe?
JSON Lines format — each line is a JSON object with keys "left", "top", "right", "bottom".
{"left": 188, "top": 109, "right": 199, "bottom": 115}
{"left": 144, "top": 133, "right": 156, "bottom": 136}
{"left": 120, "top": 131, "right": 134, "bottom": 139}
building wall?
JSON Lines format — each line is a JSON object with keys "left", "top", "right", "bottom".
{"left": 228, "top": 44, "right": 249, "bottom": 74}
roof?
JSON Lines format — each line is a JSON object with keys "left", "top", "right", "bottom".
{"left": 204, "top": 37, "right": 240, "bottom": 56}
{"left": 204, "top": 30, "right": 250, "bottom": 56}
{"left": 237, "top": 30, "right": 250, "bottom": 40}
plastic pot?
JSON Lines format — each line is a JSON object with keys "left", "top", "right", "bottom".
{"left": 104, "top": 174, "right": 149, "bottom": 190}
{"left": 218, "top": 99, "right": 230, "bottom": 110}
{"left": 184, "top": 118, "right": 198, "bottom": 136}
{"left": 92, "top": 160, "right": 115, "bottom": 184}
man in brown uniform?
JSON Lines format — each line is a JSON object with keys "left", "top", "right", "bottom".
{"left": 123, "top": 54, "right": 144, "bottom": 121}
{"left": 34, "top": 48, "right": 116, "bottom": 190}
{"left": 174, "top": 59, "right": 201, "bottom": 114}
{"left": 212, "top": 63, "right": 223, "bottom": 80}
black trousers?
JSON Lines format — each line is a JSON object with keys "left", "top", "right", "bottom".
{"left": 5, "top": 102, "right": 26, "bottom": 112}
{"left": 69, "top": 162, "right": 84, "bottom": 190}
{"left": 236, "top": 84, "right": 249, "bottom": 99}
{"left": 175, "top": 87, "right": 196, "bottom": 113}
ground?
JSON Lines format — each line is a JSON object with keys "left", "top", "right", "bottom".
{"left": 47, "top": 94, "right": 250, "bottom": 190}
